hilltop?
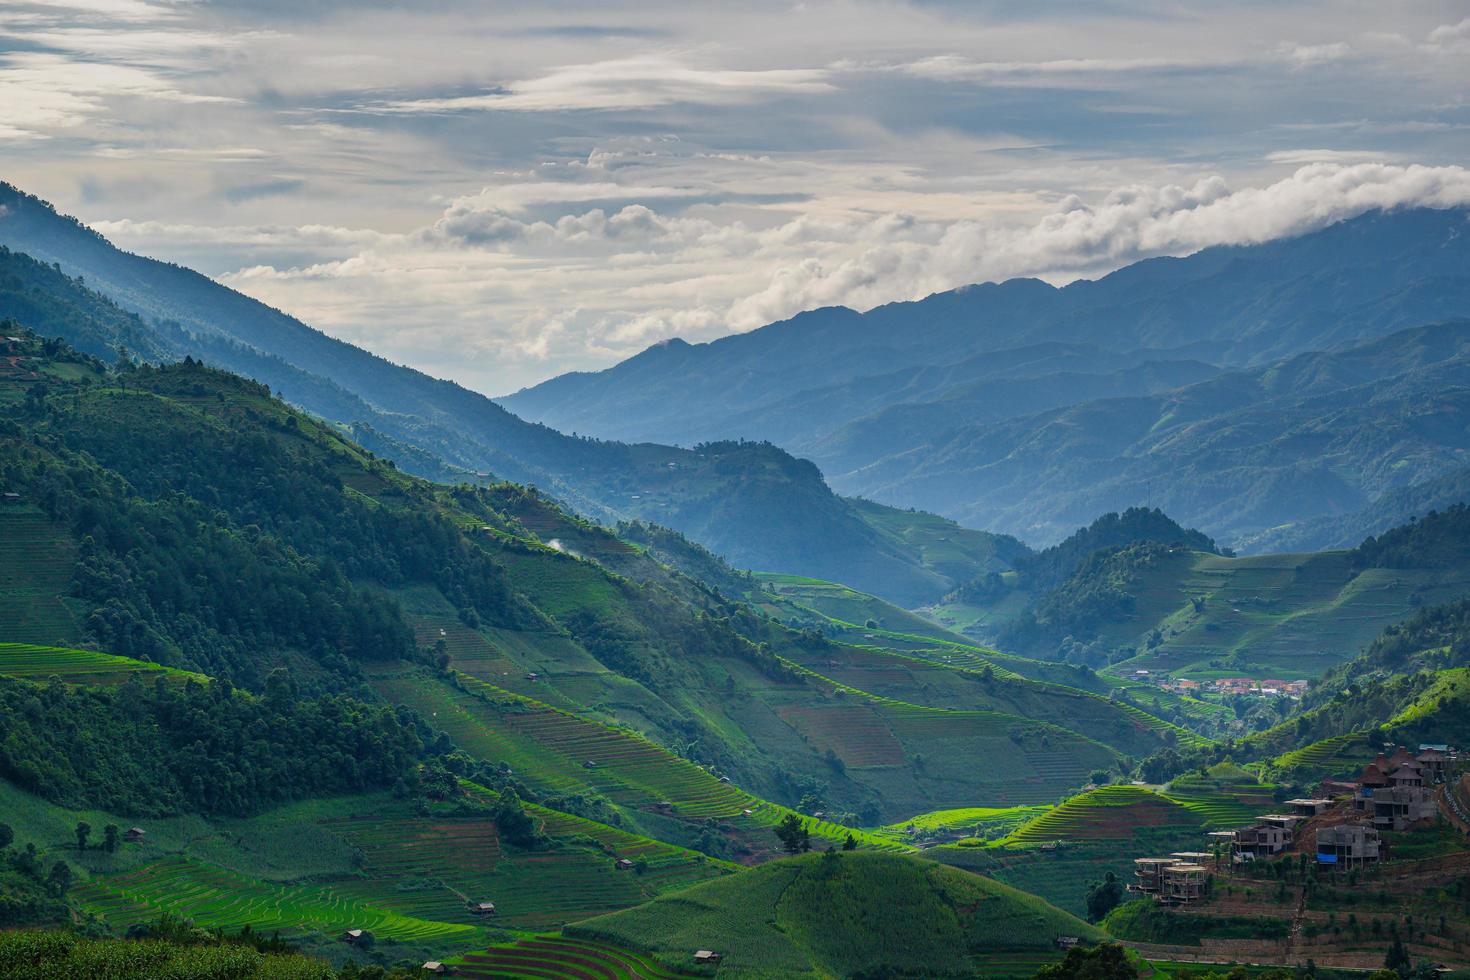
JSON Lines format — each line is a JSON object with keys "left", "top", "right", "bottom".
{"left": 569, "top": 850, "right": 1102, "bottom": 978}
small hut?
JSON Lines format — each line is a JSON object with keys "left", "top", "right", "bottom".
{"left": 694, "top": 950, "right": 722, "bottom": 964}
{"left": 124, "top": 827, "right": 146, "bottom": 844}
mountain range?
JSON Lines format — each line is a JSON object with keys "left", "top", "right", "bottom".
{"left": 507, "top": 207, "right": 1470, "bottom": 548}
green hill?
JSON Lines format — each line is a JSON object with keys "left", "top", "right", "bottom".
{"left": 994, "top": 541, "right": 1470, "bottom": 678}
{"left": 569, "top": 850, "right": 1102, "bottom": 978}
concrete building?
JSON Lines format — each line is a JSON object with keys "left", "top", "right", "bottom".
{"left": 1162, "top": 864, "right": 1206, "bottom": 904}
{"left": 1316, "top": 824, "right": 1380, "bottom": 870}
{"left": 1131, "top": 857, "right": 1174, "bottom": 895}
{"left": 1287, "top": 798, "right": 1333, "bottom": 817}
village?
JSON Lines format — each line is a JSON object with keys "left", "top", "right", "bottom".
{"left": 1133, "top": 744, "right": 1460, "bottom": 902}
{"left": 1122, "top": 744, "right": 1470, "bottom": 971}
{"left": 1135, "top": 671, "right": 1311, "bottom": 699}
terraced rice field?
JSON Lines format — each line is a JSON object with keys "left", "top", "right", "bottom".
{"left": 375, "top": 672, "right": 749, "bottom": 818}
{"left": 407, "top": 615, "right": 519, "bottom": 680}
{"left": 455, "top": 935, "right": 697, "bottom": 979}
{"left": 527, "top": 804, "right": 732, "bottom": 892}
{"left": 1002, "top": 786, "right": 1202, "bottom": 844}
{"left": 73, "top": 856, "right": 473, "bottom": 942}
{"left": 1164, "top": 775, "right": 1276, "bottom": 829}
{"left": 880, "top": 704, "right": 1110, "bottom": 803}
{"left": 0, "top": 642, "right": 196, "bottom": 685}
{"left": 1271, "top": 731, "right": 1374, "bottom": 777}
{"left": 773, "top": 703, "right": 907, "bottom": 766}
{"left": 0, "top": 509, "right": 79, "bottom": 645}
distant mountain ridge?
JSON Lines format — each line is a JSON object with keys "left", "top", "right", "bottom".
{"left": 506, "top": 207, "right": 1470, "bottom": 548}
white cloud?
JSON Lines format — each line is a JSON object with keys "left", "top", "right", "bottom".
{"left": 0, "top": 51, "right": 233, "bottom": 139}
{"left": 1427, "top": 17, "right": 1470, "bottom": 49}
{"left": 723, "top": 163, "right": 1470, "bottom": 330}
{"left": 367, "top": 55, "right": 833, "bottom": 113}
{"left": 5, "top": 0, "right": 1469, "bottom": 394}
{"left": 1274, "top": 41, "right": 1353, "bottom": 68}
{"left": 1265, "top": 148, "right": 1399, "bottom": 165}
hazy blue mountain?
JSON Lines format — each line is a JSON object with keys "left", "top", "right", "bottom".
{"left": 505, "top": 208, "right": 1470, "bottom": 450}
{"left": 1238, "top": 465, "right": 1470, "bottom": 554}
{"left": 845, "top": 320, "right": 1470, "bottom": 546}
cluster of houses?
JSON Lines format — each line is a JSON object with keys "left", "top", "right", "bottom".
{"left": 1130, "top": 744, "right": 1459, "bottom": 903}
{"left": 1142, "top": 673, "right": 1309, "bottom": 699}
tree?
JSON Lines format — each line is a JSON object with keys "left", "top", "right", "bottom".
{"left": 46, "top": 861, "right": 72, "bottom": 895}
{"left": 1384, "top": 935, "right": 1410, "bottom": 976}
{"left": 1089, "top": 769, "right": 1111, "bottom": 786}
{"left": 842, "top": 833, "right": 857, "bottom": 851}
{"left": 1085, "top": 872, "right": 1125, "bottom": 922}
{"left": 493, "top": 788, "right": 543, "bottom": 849}
{"left": 1034, "top": 943, "right": 1138, "bottom": 979}
{"left": 775, "top": 813, "right": 811, "bottom": 854}
{"left": 74, "top": 821, "right": 91, "bottom": 852}
{"left": 102, "top": 824, "right": 119, "bottom": 853}
{"left": 0, "top": 823, "right": 11, "bottom": 850}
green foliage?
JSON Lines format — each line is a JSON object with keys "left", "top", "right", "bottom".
{"left": 0, "top": 928, "right": 335, "bottom": 979}
{"left": 0, "top": 672, "right": 421, "bottom": 816}
{"left": 1085, "top": 873, "right": 1125, "bottom": 923}
{"left": 1103, "top": 900, "right": 1289, "bottom": 946}
{"left": 1033, "top": 943, "right": 1137, "bottom": 980}
{"left": 775, "top": 813, "right": 811, "bottom": 854}
{"left": 1354, "top": 504, "right": 1470, "bottom": 570}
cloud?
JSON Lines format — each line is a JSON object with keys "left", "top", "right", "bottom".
{"left": 1274, "top": 41, "right": 1353, "bottom": 68}
{"left": 1427, "top": 17, "right": 1470, "bottom": 50}
{"left": 366, "top": 55, "right": 833, "bottom": 113}
{"left": 1265, "top": 148, "right": 1399, "bottom": 165}
{"left": 0, "top": 50, "right": 232, "bottom": 139}
{"left": 723, "top": 163, "right": 1470, "bottom": 330}
{"left": 7, "top": 0, "right": 1468, "bottom": 393}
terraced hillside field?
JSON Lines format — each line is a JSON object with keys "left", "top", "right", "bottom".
{"left": 753, "top": 572, "right": 970, "bottom": 643}
{"left": 785, "top": 641, "right": 1204, "bottom": 756}
{"left": 1267, "top": 731, "right": 1376, "bottom": 780}
{"left": 371, "top": 669, "right": 903, "bottom": 857}
{"left": 0, "top": 642, "right": 199, "bottom": 685}
{"left": 454, "top": 935, "right": 698, "bottom": 979}
{"left": 72, "top": 855, "right": 476, "bottom": 944}
{"left": 1111, "top": 550, "right": 1470, "bottom": 678}
{"left": 0, "top": 507, "right": 79, "bottom": 645}
{"left": 1163, "top": 770, "right": 1277, "bottom": 829}
{"left": 1000, "top": 785, "right": 1204, "bottom": 844}
{"left": 375, "top": 671, "right": 749, "bottom": 817}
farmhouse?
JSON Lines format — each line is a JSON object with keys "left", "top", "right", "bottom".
{"left": 616, "top": 858, "right": 635, "bottom": 870}
{"left": 1316, "top": 824, "right": 1381, "bottom": 869}
{"left": 124, "top": 827, "right": 146, "bottom": 843}
{"left": 694, "top": 950, "right": 722, "bottom": 964}
{"left": 422, "top": 962, "right": 447, "bottom": 975}
{"left": 470, "top": 901, "right": 497, "bottom": 916}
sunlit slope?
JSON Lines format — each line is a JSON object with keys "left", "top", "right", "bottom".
{"left": 570, "top": 850, "right": 1101, "bottom": 979}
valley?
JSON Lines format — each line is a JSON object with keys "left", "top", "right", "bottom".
{"left": 4, "top": 193, "right": 1470, "bottom": 980}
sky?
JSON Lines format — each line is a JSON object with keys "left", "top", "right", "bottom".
{"left": 3, "top": 1, "right": 1470, "bottom": 395}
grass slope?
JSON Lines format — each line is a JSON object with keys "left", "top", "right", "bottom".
{"left": 570, "top": 850, "right": 1101, "bottom": 978}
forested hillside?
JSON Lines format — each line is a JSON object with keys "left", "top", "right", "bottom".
{"left": 0, "top": 184, "right": 1001, "bottom": 606}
